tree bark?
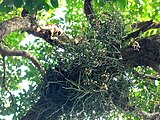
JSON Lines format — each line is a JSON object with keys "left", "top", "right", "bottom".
{"left": 121, "top": 35, "right": 160, "bottom": 74}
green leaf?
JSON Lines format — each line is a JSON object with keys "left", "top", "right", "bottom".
{"left": 14, "top": 0, "right": 23, "bottom": 8}
{"left": 1, "top": 0, "right": 10, "bottom": 5}
{"left": 44, "top": 3, "right": 50, "bottom": 11}
{"left": 13, "top": 115, "right": 17, "bottom": 120}
{"left": 50, "top": 0, "right": 58, "bottom": 8}
{"left": 0, "top": 0, "right": 12, "bottom": 12}
{"left": 36, "top": 3, "right": 44, "bottom": 11}
{"left": 117, "top": 0, "right": 128, "bottom": 9}
{"left": 32, "top": 0, "right": 40, "bottom": 7}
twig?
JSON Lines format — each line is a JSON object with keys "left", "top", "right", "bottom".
{"left": 2, "top": 41, "right": 11, "bottom": 49}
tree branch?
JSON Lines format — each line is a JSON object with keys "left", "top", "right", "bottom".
{"left": 133, "top": 70, "right": 160, "bottom": 80}
{"left": 0, "top": 17, "right": 32, "bottom": 40}
{"left": 0, "top": 15, "right": 71, "bottom": 75}
{"left": 0, "top": 16, "right": 45, "bottom": 73}
{"left": 0, "top": 43, "right": 45, "bottom": 73}
{"left": 124, "top": 20, "right": 160, "bottom": 39}
{"left": 0, "top": 15, "right": 80, "bottom": 74}
{"left": 121, "top": 35, "right": 160, "bottom": 74}
{"left": 29, "top": 24, "right": 69, "bottom": 46}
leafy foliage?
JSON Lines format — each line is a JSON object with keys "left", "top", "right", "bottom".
{"left": 0, "top": 0, "right": 59, "bottom": 14}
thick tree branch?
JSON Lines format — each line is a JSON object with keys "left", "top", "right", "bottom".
{"left": 29, "top": 24, "right": 69, "bottom": 46}
{"left": 0, "top": 16, "right": 71, "bottom": 46}
{"left": 121, "top": 35, "right": 160, "bottom": 75}
{"left": 0, "top": 17, "right": 32, "bottom": 40}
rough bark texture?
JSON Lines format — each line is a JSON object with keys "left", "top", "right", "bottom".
{"left": 0, "top": 17, "right": 32, "bottom": 40}
{"left": 122, "top": 35, "right": 160, "bottom": 73}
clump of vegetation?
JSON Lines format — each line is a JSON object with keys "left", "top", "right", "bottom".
{"left": 41, "top": 11, "right": 131, "bottom": 119}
